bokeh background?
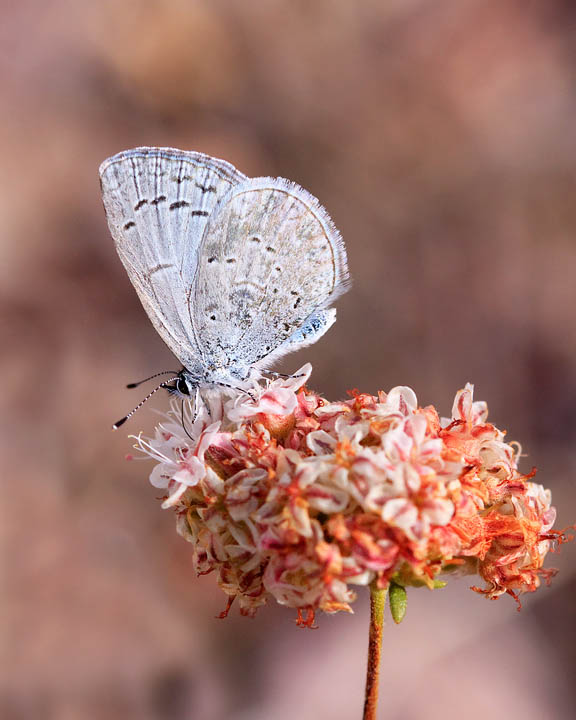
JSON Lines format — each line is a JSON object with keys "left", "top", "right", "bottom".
{"left": 2, "top": 1, "right": 575, "bottom": 718}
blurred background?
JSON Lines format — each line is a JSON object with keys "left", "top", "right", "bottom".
{"left": 2, "top": 1, "right": 575, "bottom": 718}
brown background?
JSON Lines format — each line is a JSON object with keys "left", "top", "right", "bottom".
{"left": 2, "top": 1, "right": 575, "bottom": 718}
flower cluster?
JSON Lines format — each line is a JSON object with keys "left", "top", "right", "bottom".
{"left": 133, "top": 366, "right": 566, "bottom": 622}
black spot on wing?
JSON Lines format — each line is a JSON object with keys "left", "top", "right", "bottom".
{"left": 169, "top": 200, "right": 190, "bottom": 210}
{"left": 169, "top": 175, "right": 217, "bottom": 194}
{"left": 191, "top": 210, "right": 209, "bottom": 217}
{"left": 134, "top": 199, "right": 148, "bottom": 211}
{"left": 150, "top": 195, "right": 167, "bottom": 205}
{"left": 123, "top": 221, "right": 135, "bottom": 230}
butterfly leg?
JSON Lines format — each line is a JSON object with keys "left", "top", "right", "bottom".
{"left": 216, "top": 382, "right": 256, "bottom": 401}
{"left": 181, "top": 399, "right": 194, "bottom": 440}
{"left": 265, "top": 370, "right": 305, "bottom": 379}
{"left": 193, "top": 386, "right": 201, "bottom": 424}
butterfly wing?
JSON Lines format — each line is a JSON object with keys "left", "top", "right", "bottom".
{"left": 191, "top": 177, "right": 349, "bottom": 372}
{"left": 99, "top": 147, "right": 246, "bottom": 368}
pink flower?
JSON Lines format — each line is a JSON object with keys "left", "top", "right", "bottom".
{"left": 131, "top": 370, "right": 569, "bottom": 621}
{"left": 226, "top": 364, "right": 311, "bottom": 422}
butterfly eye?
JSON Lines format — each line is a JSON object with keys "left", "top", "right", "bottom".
{"left": 177, "top": 378, "right": 190, "bottom": 395}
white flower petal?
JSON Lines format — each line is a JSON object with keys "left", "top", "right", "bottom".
{"left": 149, "top": 463, "right": 173, "bottom": 489}
{"left": 386, "top": 386, "right": 418, "bottom": 414}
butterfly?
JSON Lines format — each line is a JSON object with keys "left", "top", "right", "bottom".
{"left": 99, "top": 147, "right": 349, "bottom": 426}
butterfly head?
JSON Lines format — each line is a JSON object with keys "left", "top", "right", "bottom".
{"left": 166, "top": 370, "right": 200, "bottom": 399}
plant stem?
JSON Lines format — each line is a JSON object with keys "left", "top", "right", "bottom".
{"left": 363, "top": 580, "right": 388, "bottom": 720}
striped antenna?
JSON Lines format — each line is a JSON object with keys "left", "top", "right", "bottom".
{"left": 126, "top": 370, "right": 179, "bottom": 389}
{"left": 112, "top": 377, "right": 179, "bottom": 429}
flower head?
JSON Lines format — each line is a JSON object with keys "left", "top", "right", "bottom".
{"left": 132, "top": 368, "right": 568, "bottom": 620}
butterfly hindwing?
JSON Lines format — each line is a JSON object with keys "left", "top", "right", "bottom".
{"left": 191, "top": 177, "right": 349, "bottom": 372}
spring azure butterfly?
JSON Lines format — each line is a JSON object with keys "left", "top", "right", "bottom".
{"left": 99, "top": 147, "right": 349, "bottom": 425}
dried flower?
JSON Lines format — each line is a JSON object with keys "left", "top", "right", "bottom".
{"left": 132, "top": 365, "right": 568, "bottom": 621}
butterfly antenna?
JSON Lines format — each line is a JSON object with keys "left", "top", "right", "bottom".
{"left": 113, "top": 377, "right": 179, "bottom": 429}
{"left": 126, "top": 370, "right": 180, "bottom": 389}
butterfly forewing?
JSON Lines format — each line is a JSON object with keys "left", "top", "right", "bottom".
{"left": 99, "top": 147, "right": 246, "bottom": 367}
{"left": 191, "top": 177, "right": 349, "bottom": 371}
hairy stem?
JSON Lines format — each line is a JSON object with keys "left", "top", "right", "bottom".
{"left": 363, "top": 580, "right": 388, "bottom": 720}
